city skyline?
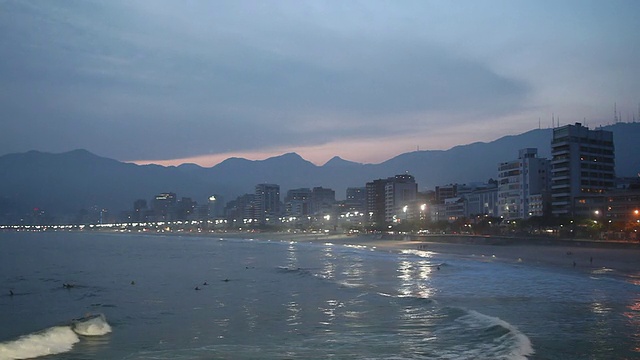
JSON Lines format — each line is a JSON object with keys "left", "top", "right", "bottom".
{"left": 1, "top": 1, "right": 639, "bottom": 166}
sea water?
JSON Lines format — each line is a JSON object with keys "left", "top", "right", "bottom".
{"left": 0, "top": 232, "right": 638, "bottom": 359}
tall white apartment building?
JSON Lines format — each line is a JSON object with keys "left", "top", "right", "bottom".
{"left": 255, "top": 183, "right": 280, "bottom": 224}
{"left": 498, "top": 148, "right": 550, "bottom": 220}
{"left": 383, "top": 174, "right": 418, "bottom": 223}
{"left": 551, "top": 123, "right": 615, "bottom": 217}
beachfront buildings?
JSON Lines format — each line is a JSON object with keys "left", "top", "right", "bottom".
{"left": 255, "top": 183, "right": 280, "bottom": 224}
{"left": 551, "top": 123, "right": 615, "bottom": 217}
{"left": 384, "top": 174, "right": 418, "bottom": 223}
{"left": 430, "top": 182, "right": 498, "bottom": 222}
{"left": 366, "top": 174, "right": 417, "bottom": 226}
{"left": 283, "top": 187, "right": 336, "bottom": 218}
{"left": 366, "top": 178, "right": 387, "bottom": 226}
{"left": 207, "top": 194, "right": 224, "bottom": 219}
{"left": 465, "top": 185, "right": 499, "bottom": 219}
{"left": 311, "top": 187, "right": 336, "bottom": 216}
{"left": 284, "top": 188, "right": 312, "bottom": 217}
{"left": 224, "top": 194, "right": 256, "bottom": 226}
{"left": 152, "top": 192, "right": 176, "bottom": 220}
{"left": 497, "top": 148, "right": 550, "bottom": 220}
{"left": 345, "top": 187, "right": 366, "bottom": 213}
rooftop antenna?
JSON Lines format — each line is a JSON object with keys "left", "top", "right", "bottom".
{"left": 614, "top": 102, "right": 618, "bottom": 123}
{"left": 552, "top": 113, "right": 555, "bottom": 128}
{"left": 538, "top": 118, "right": 541, "bottom": 129}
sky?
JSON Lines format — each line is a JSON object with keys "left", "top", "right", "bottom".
{"left": 1, "top": 0, "right": 639, "bottom": 167}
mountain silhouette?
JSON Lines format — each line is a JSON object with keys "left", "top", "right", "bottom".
{"left": 0, "top": 123, "right": 638, "bottom": 221}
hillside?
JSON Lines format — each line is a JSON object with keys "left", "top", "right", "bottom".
{"left": 0, "top": 122, "right": 638, "bottom": 222}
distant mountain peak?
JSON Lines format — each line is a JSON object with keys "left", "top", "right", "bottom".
{"left": 66, "top": 148, "right": 94, "bottom": 155}
{"left": 262, "top": 152, "right": 313, "bottom": 165}
{"left": 271, "top": 152, "right": 304, "bottom": 160}
{"left": 323, "top": 156, "right": 361, "bottom": 167}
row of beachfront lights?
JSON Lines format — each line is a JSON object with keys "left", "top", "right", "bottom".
{"left": 0, "top": 214, "right": 342, "bottom": 231}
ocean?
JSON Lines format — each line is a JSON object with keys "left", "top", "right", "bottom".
{"left": 0, "top": 232, "right": 638, "bottom": 359}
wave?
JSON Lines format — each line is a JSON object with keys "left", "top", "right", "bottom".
{"left": 71, "top": 313, "right": 112, "bottom": 336}
{"left": 437, "top": 308, "right": 534, "bottom": 360}
{"left": 0, "top": 313, "right": 111, "bottom": 360}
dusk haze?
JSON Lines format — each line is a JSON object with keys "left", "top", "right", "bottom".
{"left": 1, "top": 0, "right": 639, "bottom": 166}
{"left": 1, "top": 1, "right": 640, "bottom": 360}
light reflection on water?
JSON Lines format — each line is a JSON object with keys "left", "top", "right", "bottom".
{"left": 2, "top": 233, "right": 639, "bottom": 359}
{"left": 286, "top": 243, "right": 298, "bottom": 269}
{"left": 286, "top": 300, "right": 300, "bottom": 329}
{"left": 625, "top": 298, "right": 640, "bottom": 353}
{"left": 397, "top": 255, "right": 437, "bottom": 299}
{"left": 321, "top": 244, "right": 335, "bottom": 280}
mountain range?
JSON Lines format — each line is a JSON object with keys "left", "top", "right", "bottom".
{"left": 1, "top": 122, "right": 639, "bottom": 220}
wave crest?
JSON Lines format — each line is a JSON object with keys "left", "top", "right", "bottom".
{"left": 0, "top": 326, "right": 79, "bottom": 360}
{"left": 72, "top": 313, "right": 112, "bottom": 336}
{"left": 0, "top": 313, "right": 111, "bottom": 360}
{"left": 437, "top": 309, "right": 534, "bottom": 360}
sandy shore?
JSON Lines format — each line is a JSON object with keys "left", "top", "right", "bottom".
{"left": 215, "top": 231, "right": 640, "bottom": 280}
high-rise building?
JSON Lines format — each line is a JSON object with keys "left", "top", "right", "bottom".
{"left": 435, "top": 184, "right": 458, "bottom": 204}
{"left": 497, "top": 148, "right": 550, "bottom": 220}
{"left": 224, "top": 194, "right": 256, "bottom": 226}
{"left": 366, "top": 179, "right": 387, "bottom": 226}
{"left": 284, "top": 188, "right": 312, "bottom": 217}
{"left": 384, "top": 174, "right": 417, "bottom": 223}
{"left": 176, "top": 197, "right": 197, "bottom": 220}
{"left": 153, "top": 192, "right": 176, "bottom": 220}
{"left": 365, "top": 174, "right": 417, "bottom": 226}
{"left": 345, "top": 187, "right": 366, "bottom": 213}
{"left": 255, "top": 184, "right": 280, "bottom": 224}
{"left": 207, "top": 194, "right": 224, "bottom": 219}
{"left": 132, "top": 199, "right": 147, "bottom": 222}
{"left": 311, "top": 187, "right": 335, "bottom": 215}
{"left": 551, "top": 123, "right": 615, "bottom": 217}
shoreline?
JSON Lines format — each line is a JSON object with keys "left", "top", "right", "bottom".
{"left": 212, "top": 231, "right": 640, "bottom": 280}
{"left": 6, "top": 229, "right": 639, "bottom": 281}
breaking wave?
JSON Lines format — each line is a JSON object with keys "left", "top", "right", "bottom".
{"left": 436, "top": 308, "right": 534, "bottom": 360}
{"left": 0, "top": 313, "right": 111, "bottom": 360}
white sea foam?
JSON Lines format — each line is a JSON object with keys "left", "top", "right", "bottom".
{"left": 342, "top": 244, "right": 367, "bottom": 249}
{"left": 461, "top": 310, "right": 534, "bottom": 360}
{"left": 71, "top": 313, "right": 112, "bottom": 336}
{"left": 400, "top": 248, "right": 436, "bottom": 258}
{"left": 0, "top": 314, "right": 111, "bottom": 360}
{"left": 0, "top": 326, "right": 79, "bottom": 360}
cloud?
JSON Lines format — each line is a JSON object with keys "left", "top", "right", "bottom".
{"left": 0, "top": 0, "right": 638, "bottom": 163}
